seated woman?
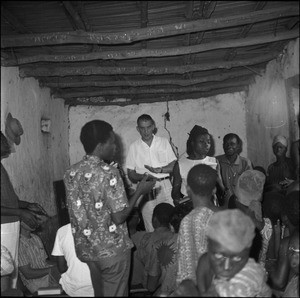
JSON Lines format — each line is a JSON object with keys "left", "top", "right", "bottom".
{"left": 228, "top": 170, "right": 273, "bottom": 267}
{"left": 171, "top": 125, "right": 225, "bottom": 206}
{"left": 266, "top": 135, "right": 295, "bottom": 191}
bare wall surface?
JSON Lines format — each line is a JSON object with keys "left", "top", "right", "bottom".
{"left": 1, "top": 67, "right": 69, "bottom": 216}
{"left": 246, "top": 38, "right": 299, "bottom": 171}
{"left": 69, "top": 92, "right": 248, "bottom": 168}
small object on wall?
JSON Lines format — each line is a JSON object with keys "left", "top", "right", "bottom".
{"left": 41, "top": 119, "right": 51, "bottom": 133}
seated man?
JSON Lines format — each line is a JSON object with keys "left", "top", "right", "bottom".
{"left": 132, "top": 203, "right": 175, "bottom": 294}
{"left": 51, "top": 223, "right": 94, "bottom": 297}
{"left": 18, "top": 221, "right": 60, "bottom": 294}
{"left": 196, "top": 209, "right": 271, "bottom": 297}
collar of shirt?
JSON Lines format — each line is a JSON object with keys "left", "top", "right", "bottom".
{"left": 219, "top": 154, "right": 241, "bottom": 166}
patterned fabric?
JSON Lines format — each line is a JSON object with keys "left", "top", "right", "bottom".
{"left": 267, "top": 158, "right": 295, "bottom": 186}
{"left": 64, "top": 155, "right": 133, "bottom": 262}
{"left": 212, "top": 258, "right": 272, "bottom": 297}
{"left": 154, "top": 233, "right": 178, "bottom": 296}
{"left": 178, "top": 156, "right": 217, "bottom": 197}
{"left": 216, "top": 154, "right": 252, "bottom": 200}
{"left": 18, "top": 233, "right": 58, "bottom": 293}
{"left": 258, "top": 218, "right": 273, "bottom": 268}
{"left": 176, "top": 207, "right": 214, "bottom": 285}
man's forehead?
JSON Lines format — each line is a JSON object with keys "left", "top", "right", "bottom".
{"left": 138, "top": 120, "right": 153, "bottom": 127}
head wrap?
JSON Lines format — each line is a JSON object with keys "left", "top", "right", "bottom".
{"left": 235, "top": 170, "right": 265, "bottom": 221}
{"left": 272, "top": 135, "right": 288, "bottom": 147}
{"left": 188, "top": 125, "right": 209, "bottom": 138}
{"left": 207, "top": 209, "right": 255, "bottom": 253}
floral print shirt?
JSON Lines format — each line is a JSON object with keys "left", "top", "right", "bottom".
{"left": 64, "top": 155, "right": 133, "bottom": 262}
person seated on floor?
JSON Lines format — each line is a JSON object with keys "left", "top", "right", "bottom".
{"left": 196, "top": 209, "right": 272, "bottom": 297}
{"left": 172, "top": 125, "right": 225, "bottom": 207}
{"left": 51, "top": 222, "right": 94, "bottom": 297}
{"left": 269, "top": 191, "right": 299, "bottom": 294}
{"left": 228, "top": 170, "right": 273, "bottom": 268}
{"left": 18, "top": 220, "right": 60, "bottom": 295}
{"left": 266, "top": 135, "right": 295, "bottom": 192}
{"left": 132, "top": 203, "right": 175, "bottom": 294}
{"left": 1, "top": 245, "right": 23, "bottom": 296}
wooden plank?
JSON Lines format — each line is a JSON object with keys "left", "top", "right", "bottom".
{"left": 1, "top": 6, "right": 298, "bottom": 48}
{"left": 65, "top": 86, "right": 247, "bottom": 106}
{"left": 41, "top": 68, "right": 254, "bottom": 88}
{"left": 61, "top": 1, "right": 87, "bottom": 31}
{"left": 4, "top": 30, "right": 298, "bottom": 65}
{"left": 53, "top": 77, "right": 252, "bottom": 98}
{"left": 18, "top": 53, "right": 275, "bottom": 77}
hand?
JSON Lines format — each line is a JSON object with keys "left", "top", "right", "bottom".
{"left": 279, "top": 178, "right": 294, "bottom": 188}
{"left": 20, "top": 209, "right": 39, "bottom": 229}
{"left": 144, "top": 165, "right": 162, "bottom": 174}
{"left": 27, "top": 203, "right": 48, "bottom": 216}
{"left": 136, "top": 174, "right": 156, "bottom": 195}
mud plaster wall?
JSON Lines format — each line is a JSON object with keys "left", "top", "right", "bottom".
{"left": 1, "top": 67, "right": 69, "bottom": 216}
{"left": 69, "top": 92, "right": 248, "bottom": 169}
{"left": 246, "top": 38, "right": 299, "bottom": 171}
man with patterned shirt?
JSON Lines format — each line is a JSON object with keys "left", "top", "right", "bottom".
{"left": 64, "top": 120, "right": 155, "bottom": 297}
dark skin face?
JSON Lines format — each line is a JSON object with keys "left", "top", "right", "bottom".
{"left": 223, "top": 136, "right": 240, "bottom": 158}
{"left": 192, "top": 134, "right": 211, "bottom": 159}
{"left": 272, "top": 142, "right": 287, "bottom": 160}
{"left": 208, "top": 238, "right": 250, "bottom": 280}
{"left": 99, "top": 131, "right": 116, "bottom": 161}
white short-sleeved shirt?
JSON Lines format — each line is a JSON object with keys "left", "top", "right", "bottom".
{"left": 51, "top": 224, "right": 94, "bottom": 297}
{"left": 126, "top": 135, "right": 176, "bottom": 179}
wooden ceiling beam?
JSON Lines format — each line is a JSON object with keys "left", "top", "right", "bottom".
{"left": 61, "top": 1, "right": 86, "bottom": 31}
{"left": 53, "top": 77, "right": 252, "bottom": 98}
{"left": 4, "top": 29, "right": 298, "bottom": 66}
{"left": 1, "top": 6, "right": 298, "bottom": 48}
{"left": 19, "top": 53, "right": 275, "bottom": 77}
{"left": 140, "top": 1, "right": 148, "bottom": 66}
{"left": 65, "top": 86, "right": 248, "bottom": 107}
{"left": 224, "top": 1, "right": 267, "bottom": 61}
{"left": 40, "top": 68, "right": 255, "bottom": 88}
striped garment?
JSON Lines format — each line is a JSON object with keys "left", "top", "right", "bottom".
{"left": 212, "top": 258, "right": 272, "bottom": 297}
{"left": 18, "top": 233, "right": 57, "bottom": 293}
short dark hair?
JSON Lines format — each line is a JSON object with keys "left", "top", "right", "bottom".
{"left": 1, "top": 132, "right": 11, "bottom": 157}
{"left": 186, "top": 125, "right": 210, "bottom": 156}
{"left": 283, "top": 191, "right": 299, "bottom": 227}
{"left": 153, "top": 203, "right": 175, "bottom": 227}
{"left": 80, "top": 120, "right": 113, "bottom": 154}
{"left": 137, "top": 114, "right": 154, "bottom": 125}
{"left": 187, "top": 164, "right": 217, "bottom": 196}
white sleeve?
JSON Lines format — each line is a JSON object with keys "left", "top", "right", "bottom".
{"left": 51, "top": 229, "right": 64, "bottom": 256}
{"left": 125, "top": 144, "right": 136, "bottom": 170}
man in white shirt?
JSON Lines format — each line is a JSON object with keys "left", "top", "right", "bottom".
{"left": 126, "top": 114, "right": 177, "bottom": 232}
{"left": 51, "top": 223, "right": 94, "bottom": 297}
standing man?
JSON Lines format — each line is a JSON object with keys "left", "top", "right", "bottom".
{"left": 64, "top": 120, "right": 155, "bottom": 297}
{"left": 126, "top": 114, "right": 177, "bottom": 232}
{"left": 1, "top": 132, "right": 46, "bottom": 289}
{"left": 216, "top": 133, "right": 252, "bottom": 207}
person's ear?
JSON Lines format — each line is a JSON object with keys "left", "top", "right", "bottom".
{"left": 186, "top": 185, "right": 194, "bottom": 198}
{"left": 136, "top": 126, "right": 140, "bottom": 134}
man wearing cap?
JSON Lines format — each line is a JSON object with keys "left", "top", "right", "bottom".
{"left": 266, "top": 135, "right": 295, "bottom": 190}
{"left": 196, "top": 209, "right": 272, "bottom": 297}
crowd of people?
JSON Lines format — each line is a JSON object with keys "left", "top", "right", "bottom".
{"left": 1, "top": 113, "right": 299, "bottom": 297}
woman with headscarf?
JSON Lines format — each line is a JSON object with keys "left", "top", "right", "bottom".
{"left": 171, "top": 125, "right": 225, "bottom": 206}
{"left": 266, "top": 135, "right": 295, "bottom": 191}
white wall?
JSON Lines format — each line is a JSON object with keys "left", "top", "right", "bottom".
{"left": 246, "top": 38, "right": 299, "bottom": 170}
{"left": 69, "top": 92, "right": 248, "bottom": 167}
{"left": 1, "top": 67, "right": 69, "bottom": 216}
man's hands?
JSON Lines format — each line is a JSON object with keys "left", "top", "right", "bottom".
{"left": 135, "top": 174, "right": 156, "bottom": 196}
{"left": 144, "top": 164, "right": 162, "bottom": 174}
{"left": 19, "top": 209, "right": 39, "bottom": 229}
{"left": 27, "top": 203, "right": 48, "bottom": 216}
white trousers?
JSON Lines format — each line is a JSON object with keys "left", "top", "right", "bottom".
{"left": 1, "top": 221, "right": 20, "bottom": 288}
{"left": 139, "top": 179, "right": 174, "bottom": 232}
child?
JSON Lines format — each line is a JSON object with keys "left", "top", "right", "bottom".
{"left": 196, "top": 209, "right": 271, "bottom": 297}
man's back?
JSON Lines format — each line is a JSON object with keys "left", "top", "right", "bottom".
{"left": 52, "top": 223, "right": 94, "bottom": 297}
